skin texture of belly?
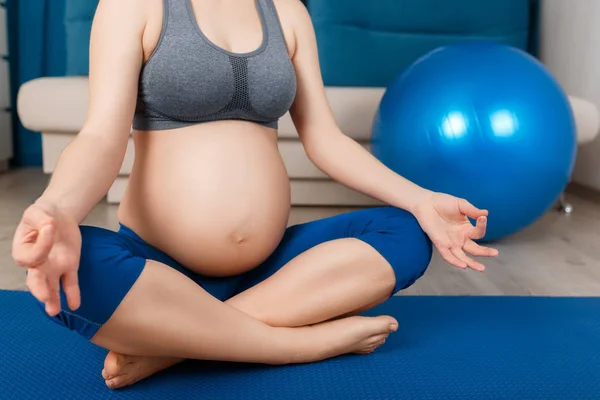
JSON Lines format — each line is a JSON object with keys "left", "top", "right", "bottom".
{"left": 118, "top": 121, "right": 291, "bottom": 276}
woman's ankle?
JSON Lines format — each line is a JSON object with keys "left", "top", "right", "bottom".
{"left": 272, "top": 325, "right": 333, "bottom": 365}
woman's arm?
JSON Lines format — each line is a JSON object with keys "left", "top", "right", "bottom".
{"left": 286, "top": 3, "right": 429, "bottom": 214}
{"left": 36, "top": 0, "right": 147, "bottom": 223}
{"left": 12, "top": 0, "right": 150, "bottom": 316}
{"left": 286, "top": 1, "right": 497, "bottom": 270}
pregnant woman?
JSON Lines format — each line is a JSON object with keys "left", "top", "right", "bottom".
{"left": 12, "top": 0, "right": 498, "bottom": 390}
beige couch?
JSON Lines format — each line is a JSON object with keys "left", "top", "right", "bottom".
{"left": 17, "top": 80, "right": 386, "bottom": 205}
{"left": 17, "top": 77, "right": 600, "bottom": 206}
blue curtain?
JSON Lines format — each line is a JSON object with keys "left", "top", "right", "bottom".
{"left": 7, "top": 0, "right": 67, "bottom": 166}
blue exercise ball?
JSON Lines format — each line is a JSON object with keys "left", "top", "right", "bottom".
{"left": 372, "top": 42, "right": 577, "bottom": 241}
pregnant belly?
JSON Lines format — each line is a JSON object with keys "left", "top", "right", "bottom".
{"left": 119, "top": 122, "right": 291, "bottom": 276}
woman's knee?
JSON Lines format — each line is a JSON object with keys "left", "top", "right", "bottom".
{"left": 400, "top": 210, "right": 433, "bottom": 273}
{"left": 35, "top": 226, "right": 146, "bottom": 340}
{"left": 360, "top": 207, "right": 433, "bottom": 294}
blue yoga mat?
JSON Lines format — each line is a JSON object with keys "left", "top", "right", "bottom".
{"left": 1, "top": 290, "right": 599, "bottom": 399}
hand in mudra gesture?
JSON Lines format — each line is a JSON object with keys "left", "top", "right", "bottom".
{"left": 12, "top": 203, "right": 82, "bottom": 316}
{"left": 413, "top": 192, "right": 499, "bottom": 271}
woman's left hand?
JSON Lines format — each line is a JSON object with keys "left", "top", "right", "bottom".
{"left": 412, "top": 192, "right": 499, "bottom": 271}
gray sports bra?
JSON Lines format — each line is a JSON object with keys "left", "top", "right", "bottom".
{"left": 133, "top": 0, "right": 297, "bottom": 131}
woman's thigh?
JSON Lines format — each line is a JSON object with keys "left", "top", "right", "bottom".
{"left": 236, "top": 207, "right": 433, "bottom": 295}
{"left": 36, "top": 225, "right": 245, "bottom": 340}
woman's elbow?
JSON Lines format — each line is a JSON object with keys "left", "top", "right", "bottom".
{"left": 301, "top": 128, "right": 342, "bottom": 164}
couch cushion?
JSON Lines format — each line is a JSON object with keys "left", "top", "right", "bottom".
{"left": 63, "top": 0, "right": 531, "bottom": 84}
{"left": 308, "top": 0, "right": 531, "bottom": 86}
{"left": 108, "top": 176, "right": 381, "bottom": 205}
{"left": 64, "top": 0, "right": 99, "bottom": 75}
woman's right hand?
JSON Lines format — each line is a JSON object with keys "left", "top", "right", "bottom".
{"left": 12, "top": 202, "right": 82, "bottom": 316}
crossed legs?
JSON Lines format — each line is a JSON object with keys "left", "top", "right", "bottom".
{"left": 40, "top": 208, "right": 432, "bottom": 389}
{"left": 101, "top": 238, "right": 400, "bottom": 388}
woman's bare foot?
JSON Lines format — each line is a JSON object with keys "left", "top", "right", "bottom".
{"left": 103, "top": 314, "right": 397, "bottom": 389}
{"left": 103, "top": 352, "right": 183, "bottom": 389}
{"left": 286, "top": 315, "right": 397, "bottom": 363}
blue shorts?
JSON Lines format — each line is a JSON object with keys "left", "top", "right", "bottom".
{"left": 46, "top": 207, "right": 432, "bottom": 339}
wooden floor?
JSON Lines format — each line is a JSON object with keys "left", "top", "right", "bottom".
{"left": 1, "top": 168, "right": 600, "bottom": 296}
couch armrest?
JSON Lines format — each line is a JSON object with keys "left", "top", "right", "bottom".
{"left": 569, "top": 96, "right": 600, "bottom": 145}
{"left": 17, "top": 77, "right": 89, "bottom": 133}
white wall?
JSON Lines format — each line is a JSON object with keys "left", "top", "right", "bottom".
{"left": 538, "top": 0, "right": 600, "bottom": 190}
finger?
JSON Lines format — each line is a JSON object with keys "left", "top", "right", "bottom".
{"left": 44, "top": 277, "right": 62, "bottom": 317}
{"left": 22, "top": 229, "right": 38, "bottom": 242}
{"left": 451, "top": 246, "right": 485, "bottom": 272}
{"left": 469, "top": 216, "right": 487, "bottom": 240}
{"left": 464, "top": 240, "right": 499, "bottom": 258}
{"left": 458, "top": 199, "right": 488, "bottom": 219}
{"left": 61, "top": 271, "right": 81, "bottom": 311}
{"left": 12, "top": 224, "right": 55, "bottom": 268}
{"left": 26, "top": 269, "right": 51, "bottom": 303}
{"left": 12, "top": 223, "right": 36, "bottom": 267}
{"left": 438, "top": 246, "right": 468, "bottom": 269}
